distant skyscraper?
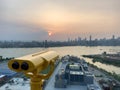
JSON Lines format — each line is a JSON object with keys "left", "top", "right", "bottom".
{"left": 89, "top": 35, "right": 92, "bottom": 46}
{"left": 44, "top": 40, "right": 48, "bottom": 48}
{"left": 78, "top": 37, "right": 81, "bottom": 42}
{"left": 112, "top": 35, "right": 115, "bottom": 40}
{"left": 68, "top": 38, "right": 70, "bottom": 42}
{"left": 89, "top": 35, "right": 92, "bottom": 41}
{"left": 84, "top": 37, "right": 87, "bottom": 41}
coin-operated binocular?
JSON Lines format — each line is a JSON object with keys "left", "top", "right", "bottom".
{"left": 8, "top": 51, "right": 59, "bottom": 90}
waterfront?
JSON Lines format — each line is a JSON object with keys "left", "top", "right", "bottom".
{"left": 0, "top": 46, "right": 120, "bottom": 74}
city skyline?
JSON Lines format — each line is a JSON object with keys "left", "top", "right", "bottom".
{"left": 0, "top": 0, "right": 120, "bottom": 41}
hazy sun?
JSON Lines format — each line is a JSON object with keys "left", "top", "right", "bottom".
{"left": 48, "top": 31, "right": 52, "bottom": 36}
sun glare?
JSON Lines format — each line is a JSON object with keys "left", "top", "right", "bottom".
{"left": 48, "top": 31, "right": 52, "bottom": 36}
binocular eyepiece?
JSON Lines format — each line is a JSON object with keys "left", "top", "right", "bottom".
{"left": 12, "top": 62, "right": 19, "bottom": 69}
{"left": 21, "top": 62, "right": 29, "bottom": 70}
{"left": 12, "top": 61, "right": 29, "bottom": 70}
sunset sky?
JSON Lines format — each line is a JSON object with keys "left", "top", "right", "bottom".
{"left": 0, "top": 0, "right": 120, "bottom": 41}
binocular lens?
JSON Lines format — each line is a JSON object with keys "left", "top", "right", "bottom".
{"left": 12, "top": 62, "right": 19, "bottom": 69}
{"left": 21, "top": 62, "right": 29, "bottom": 70}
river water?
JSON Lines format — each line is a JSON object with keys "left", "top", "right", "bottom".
{"left": 0, "top": 46, "right": 120, "bottom": 74}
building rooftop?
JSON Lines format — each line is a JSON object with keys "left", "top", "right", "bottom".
{"left": 0, "top": 56, "right": 101, "bottom": 90}
{"left": 0, "top": 78, "right": 30, "bottom": 90}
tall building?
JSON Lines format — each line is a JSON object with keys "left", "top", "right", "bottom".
{"left": 89, "top": 35, "right": 92, "bottom": 41}
{"left": 112, "top": 35, "right": 115, "bottom": 40}
{"left": 78, "top": 37, "right": 81, "bottom": 42}
{"left": 89, "top": 35, "right": 92, "bottom": 46}
{"left": 44, "top": 40, "right": 48, "bottom": 48}
{"left": 68, "top": 38, "right": 70, "bottom": 42}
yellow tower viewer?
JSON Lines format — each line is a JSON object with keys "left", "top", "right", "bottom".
{"left": 8, "top": 51, "right": 59, "bottom": 90}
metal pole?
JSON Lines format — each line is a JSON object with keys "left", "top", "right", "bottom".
{"left": 30, "top": 77, "right": 43, "bottom": 90}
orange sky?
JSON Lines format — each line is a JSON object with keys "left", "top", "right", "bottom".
{"left": 0, "top": 0, "right": 120, "bottom": 41}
